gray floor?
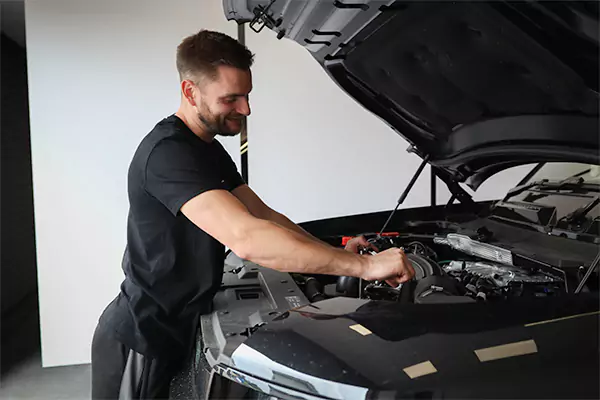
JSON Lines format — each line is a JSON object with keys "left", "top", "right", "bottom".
{"left": 0, "top": 291, "right": 193, "bottom": 400}
{"left": 0, "top": 352, "right": 91, "bottom": 400}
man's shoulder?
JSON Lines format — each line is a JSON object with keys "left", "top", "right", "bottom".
{"left": 143, "top": 114, "right": 186, "bottom": 146}
{"left": 131, "top": 116, "right": 190, "bottom": 163}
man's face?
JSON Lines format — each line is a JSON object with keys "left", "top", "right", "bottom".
{"left": 193, "top": 65, "right": 252, "bottom": 137}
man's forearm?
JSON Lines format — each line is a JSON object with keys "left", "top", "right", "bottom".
{"left": 267, "top": 210, "right": 326, "bottom": 244}
{"left": 237, "top": 217, "right": 368, "bottom": 278}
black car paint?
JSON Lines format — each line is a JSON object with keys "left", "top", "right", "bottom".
{"left": 241, "top": 295, "right": 599, "bottom": 399}
{"left": 224, "top": 0, "right": 599, "bottom": 191}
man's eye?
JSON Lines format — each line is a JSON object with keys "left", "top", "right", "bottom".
{"left": 224, "top": 98, "right": 236, "bottom": 104}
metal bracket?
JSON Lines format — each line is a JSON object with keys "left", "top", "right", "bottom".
{"left": 574, "top": 252, "right": 600, "bottom": 294}
{"left": 334, "top": 0, "right": 369, "bottom": 11}
{"left": 240, "top": 322, "right": 266, "bottom": 337}
{"left": 249, "top": 0, "right": 282, "bottom": 34}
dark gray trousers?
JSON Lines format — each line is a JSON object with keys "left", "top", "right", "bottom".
{"left": 91, "top": 319, "right": 179, "bottom": 400}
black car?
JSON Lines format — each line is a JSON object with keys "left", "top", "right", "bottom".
{"left": 173, "top": 1, "right": 600, "bottom": 399}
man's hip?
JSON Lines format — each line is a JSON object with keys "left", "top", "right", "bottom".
{"left": 91, "top": 306, "right": 179, "bottom": 399}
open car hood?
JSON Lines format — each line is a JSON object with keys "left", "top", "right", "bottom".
{"left": 224, "top": 0, "right": 599, "bottom": 191}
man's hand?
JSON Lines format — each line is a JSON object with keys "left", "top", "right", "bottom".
{"left": 361, "top": 248, "right": 415, "bottom": 286}
{"left": 345, "top": 236, "right": 414, "bottom": 285}
{"left": 344, "top": 235, "right": 378, "bottom": 254}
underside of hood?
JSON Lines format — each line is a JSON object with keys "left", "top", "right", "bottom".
{"left": 225, "top": 0, "right": 599, "bottom": 190}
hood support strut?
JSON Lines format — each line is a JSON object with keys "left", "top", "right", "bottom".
{"left": 378, "top": 153, "right": 476, "bottom": 237}
{"left": 378, "top": 156, "right": 430, "bottom": 237}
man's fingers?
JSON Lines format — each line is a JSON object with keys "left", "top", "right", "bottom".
{"left": 388, "top": 261, "right": 415, "bottom": 286}
{"left": 404, "top": 263, "right": 416, "bottom": 280}
{"left": 386, "top": 275, "right": 408, "bottom": 287}
{"left": 355, "top": 236, "right": 379, "bottom": 253}
{"left": 356, "top": 235, "right": 379, "bottom": 252}
{"left": 357, "top": 236, "right": 370, "bottom": 246}
{"left": 385, "top": 279, "right": 397, "bottom": 287}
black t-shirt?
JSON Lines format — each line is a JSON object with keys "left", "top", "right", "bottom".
{"left": 101, "top": 115, "right": 244, "bottom": 360}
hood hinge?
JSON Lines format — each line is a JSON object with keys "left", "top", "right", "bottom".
{"left": 250, "top": 0, "right": 282, "bottom": 33}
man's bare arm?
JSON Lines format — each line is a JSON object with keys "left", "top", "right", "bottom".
{"left": 182, "top": 189, "right": 366, "bottom": 276}
{"left": 232, "top": 184, "right": 324, "bottom": 242}
{"left": 180, "top": 189, "right": 414, "bottom": 284}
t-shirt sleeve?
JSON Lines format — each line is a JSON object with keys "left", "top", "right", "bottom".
{"left": 144, "top": 139, "right": 224, "bottom": 216}
{"left": 217, "top": 143, "right": 245, "bottom": 192}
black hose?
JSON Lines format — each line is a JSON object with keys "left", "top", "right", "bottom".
{"left": 305, "top": 277, "right": 327, "bottom": 302}
{"left": 336, "top": 276, "right": 360, "bottom": 297}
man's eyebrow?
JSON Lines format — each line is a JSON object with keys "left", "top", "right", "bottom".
{"left": 220, "top": 93, "right": 247, "bottom": 98}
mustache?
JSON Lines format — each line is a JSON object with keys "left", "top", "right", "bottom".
{"left": 225, "top": 115, "right": 244, "bottom": 120}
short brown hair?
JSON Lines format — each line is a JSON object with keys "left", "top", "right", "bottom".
{"left": 176, "top": 30, "right": 254, "bottom": 83}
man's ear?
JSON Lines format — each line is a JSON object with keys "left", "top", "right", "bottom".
{"left": 181, "top": 80, "right": 197, "bottom": 107}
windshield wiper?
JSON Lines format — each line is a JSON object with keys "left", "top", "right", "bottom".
{"left": 504, "top": 178, "right": 598, "bottom": 202}
{"left": 559, "top": 197, "right": 600, "bottom": 225}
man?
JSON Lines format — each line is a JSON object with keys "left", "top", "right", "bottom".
{"left": 91, "top": 30, "right": 414, "bottom": 399}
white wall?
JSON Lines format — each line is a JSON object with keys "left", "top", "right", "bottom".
{"left": 26, "top": 0, "right": 241, "bottom": 367}
{"left": 245, "top": 29, "right": 528, "bottom": 222}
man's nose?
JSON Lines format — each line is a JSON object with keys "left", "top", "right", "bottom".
{"left": 237, "top": 97, "right": 251, "bottom": 116}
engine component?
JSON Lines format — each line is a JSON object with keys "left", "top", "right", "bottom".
{"left": 363, "top": 283, "right": 403, "bottom": 301}
{"left": 443, "top": 260, "right": 564, "bottom": 300}
{"left": 414, "top": 276, "right": 475, "bottom": 304}
{"left": 305, "top": 277, "right": 327, "bottom": 302}
{"left": 434, "top": 234, "right": 514, "bottom": 265}
{"left": 443, "top": 261, "right": 561, "bottom": 287}
{"left": 334, "top": 253, "right": 441, "bottom": 300}
{"left": 408, "top": 253, "right": 442, "bottom": 280}
{"left": 329, "top": 234, "right": 569, "bottom": 302}
{"left": 366, "top": 235, "right": 399, "bottom": 251}
{"left": 336, "top": 276, "right": 360, "bottom": 298}
{"left": 404, "top": 241, "right": 439, "bottom": 260}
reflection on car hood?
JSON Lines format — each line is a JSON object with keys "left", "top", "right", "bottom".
{"left": 234, "top": 295, "right": 599, "bottom": 399}
{"left": 224, "top": 0, "right": 599, "bottom": 189}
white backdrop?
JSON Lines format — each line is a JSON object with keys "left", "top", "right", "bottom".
{"left": 26, "top": 0, "right": 240, "bottom": 367}
{"left": 27, "top": 0, "right": 527, "bottom": 367}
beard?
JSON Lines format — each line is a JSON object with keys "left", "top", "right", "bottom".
{"left": 196, "top": 104, "right": 243, "bottom": 137}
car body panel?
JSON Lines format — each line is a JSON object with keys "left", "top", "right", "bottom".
{"left": 224, "top": 0, "right": 599, "bottom": 189}
{"left": 196, "top": 206, "right": 600, "bottom": 399}
{"left": 235, "top": 294, "right": 599, "bottom": 399}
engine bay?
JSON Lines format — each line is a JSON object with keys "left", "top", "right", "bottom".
{"left": 293, "top": 232, "right": 573, "bottom": 305}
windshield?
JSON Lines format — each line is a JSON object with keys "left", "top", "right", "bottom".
{"left": 490, "top": 163, "right": 599, "bottom": 242}
{"left": 522, "top": 163, "right": 600, "bottom": 185}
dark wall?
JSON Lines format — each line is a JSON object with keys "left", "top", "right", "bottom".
{"left": 1, "top": 26, "right": 40, "bottom": 372}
